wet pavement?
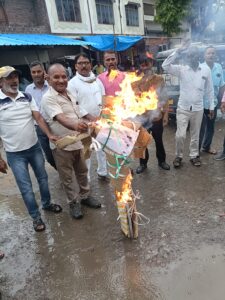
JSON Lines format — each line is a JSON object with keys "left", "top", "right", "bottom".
{"left": 1, "top": 120, "right": 225, "bottom": 300}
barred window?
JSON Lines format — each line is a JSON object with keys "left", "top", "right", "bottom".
{"left": 55, "top": 0, "right": 82, "bottom": 22}
{"left": 95, "top": 0, "right": 114, "bottom": 25}
{"left": 143, "top": 3, "right": 154, "bottom": 16}
{"left": 125, "top": 3, "right": 139, "bottom": 27}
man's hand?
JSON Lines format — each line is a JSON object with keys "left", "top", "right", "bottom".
{"left": 84, "top": 113, "right": 98, "bottom": 122}
{"left": 0, "top": 158, "right": 8, "bottom": 174}
{"left": 209, "top": 110, "right": 214, "bottom": 119}
{"left": 48, "top": 135, "right": 60, "bottom": 143}
{"left": 177, "top": 38, "right": 191, "bottom": 53}
{"left": 221, "top": 102, "right": 225, "bottom": 114}
{"left": 163, "top": 113, "right": 168, "bottom": 127}
{"left": 74, "top": 120, "right": 88, "bottom": 133}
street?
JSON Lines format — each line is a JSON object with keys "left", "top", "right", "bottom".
{"left": 1, "top": 119, "right": 225, "bottom": 300}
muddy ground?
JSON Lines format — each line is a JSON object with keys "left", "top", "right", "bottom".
{"left": 1, "top": 119, "right": 225, "bottom": 300}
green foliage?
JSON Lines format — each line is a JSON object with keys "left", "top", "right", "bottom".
{"left": 155, "top": 0, "right": 192, "bottom": 36}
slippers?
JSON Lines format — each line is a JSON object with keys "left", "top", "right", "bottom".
{"left": 202, "top": 149, "right": 217, "bottom": 155}
{"left": 43, "top": 203, "right": 62, "bottom": 213}
{"left": 190, "top": 157, "right": 201, "bottom": 167}
{"left": 33, "top": 217, "right": 46, "bottom": 232}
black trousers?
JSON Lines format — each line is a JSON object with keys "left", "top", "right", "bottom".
{"left": 139, "top": 118, "right": 166, "bottom": 166}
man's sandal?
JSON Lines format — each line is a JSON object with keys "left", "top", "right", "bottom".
{"left": 33, "top": 217, "right": 46, "bottom": 232}
{"left": 173, "top": 157, "right": 182, "bottom": 168}
{"left": 202, "top": 149, "right": 217, "bottom": 155}
{"left": 43, "top": 203, "right": 62, "bottom": 213}
{"left": 190, "top": 157, "right": 201, "bottom": 167}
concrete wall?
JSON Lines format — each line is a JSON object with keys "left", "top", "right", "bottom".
{"left": 45, "top": 0, "right": 144, "bottom": 36}
{"left": 0, "top": 0, "right": 50, "bottom": 33}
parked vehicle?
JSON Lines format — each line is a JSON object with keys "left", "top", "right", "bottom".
{"left": 156, "top": 43, "right": 225, "bottom": 118}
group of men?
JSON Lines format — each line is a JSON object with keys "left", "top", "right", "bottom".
{"left": 1, "top": 44, "right": 225, "bottom": 247}
{"left": 163, "top": 42, "right": 225, "bottom": 167}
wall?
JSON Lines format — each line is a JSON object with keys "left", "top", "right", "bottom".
{"left": 0, "top": 0, "right": 50, "bottom": 33}
{"left": 45, "top": 0, "right": 144, "bottom": 36}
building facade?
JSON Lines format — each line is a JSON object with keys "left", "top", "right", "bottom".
{"left": 44, "top": 0, "right": 144, "bottom": 37}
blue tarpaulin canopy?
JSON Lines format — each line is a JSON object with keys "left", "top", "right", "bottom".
{"left": 0, "top": 34, "right": 92, "bottom": 46}
{"left": 82, "top": 35, "right": 143, "bottom": 51}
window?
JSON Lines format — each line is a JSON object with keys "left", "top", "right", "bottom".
{"left": 55, "top": 0, "right": 82, "bottom": 22}
{"left": 95, "top": 0, "right": 114, "bottom": 25}
{"left": 143, "top": 3, "right": 154, "bottom": 16}
{"left": 125, "top": 3, "right": 139, "bottom": 27}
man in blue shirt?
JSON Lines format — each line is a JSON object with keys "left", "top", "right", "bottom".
{"left": 25, "top": 61, "right": 56, "bottom": 169}
{"left": 199, "top": 46, "right": 225, "bottom": 154}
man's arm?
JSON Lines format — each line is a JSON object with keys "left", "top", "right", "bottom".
{"left": 55, "top": 113, "right": 88, "bottom": 133}
{"left": 162, "top": 50, "right": 182, "bottom": 77}
{"left": 221, "top": 91, "right": 225, "bottom": 113}
{"left": 205, "top": 68, "right": 215, "bottom": 117}
{"left": 32, "top": 111, "right": 59, "bottom": 142}
{"left": 0, "top": 152, "right": 8, "bottom": 174}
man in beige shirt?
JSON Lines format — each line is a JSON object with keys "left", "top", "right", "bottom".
{"left": 41, "top": 63, "right": 101, "bottom": 219}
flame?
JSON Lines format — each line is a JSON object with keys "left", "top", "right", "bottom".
{"left": 115, "top": 173, "right": 133, "bottom": 203}
{"left": 103, "top": 72, "right": 158, "bottom": 124}
{"left": 99, "top": 71, "right": 158, "bottom": 207}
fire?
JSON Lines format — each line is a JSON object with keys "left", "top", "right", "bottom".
{"left": 104, "top": 72, "right": 159, "bottom": 124}
{"left": 115, "top": 173, "right": 133, "bottom": 203}
{"left": 97, "top": 70, "right": 158, "bottom": 225}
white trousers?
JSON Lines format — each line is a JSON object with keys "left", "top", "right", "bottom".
{"left": 176, "top": 108, "right": 203, "bottom": 159}
{"left": 86, "top": 149, "right": 107, "bottom": 181}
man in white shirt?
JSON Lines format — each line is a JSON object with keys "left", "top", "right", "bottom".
{"left": 162, "top": 44, "right": 214, "bottom": 167}
{"left": 0, "top": 66, "right": 62, "bottom": 232}
{"left": 25, "top": 61, "right": 56, "bottom": 169}
{"left": 68, "top": 53, "right": 108, "bottom": 181}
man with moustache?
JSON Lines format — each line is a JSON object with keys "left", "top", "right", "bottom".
{"left": 133, "top": 54, "right": 170, "bottom": 173}
{"left": 163, "top": 43, "right": 214, "bottom": 167}
{"left": 98, "top": 51, "right": 125, "bottom": 96}
{"left": 199, "top": 46, "right": 225, "bottom": 155}
{"left": 41, "top": 63, "right": 101, "bottom": 220}
{"left": 0, "top": 66, "right": 62, "bottom": 232}
{"left": 25, "top": 61, "right": 56, "bottom": 169}
{"left": 68, "top": 53, "right": 108, "bottom": 181}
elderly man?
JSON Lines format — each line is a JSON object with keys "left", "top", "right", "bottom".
{"left": 199, "top": 46, "right": 225, "bottom": 155}
{"left": 41, "top": 63, "right": 101, "bottom": 220}
{"left": 98, "top": 51, "right": 125, "bottom": 96}
{"left": 0, "top": 66, "right": 62, "bottom": 232}
{"left": 68, "top": 53, "right": 108, "bottom": 181}
{"left": 162, "top": 44, "right": 214, "bottom": 168}
{"left": 25, "top": 61, "right": 56, "bottom": 169}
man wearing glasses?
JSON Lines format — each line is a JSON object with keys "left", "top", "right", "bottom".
{"left": 68, "top": 53, "right": 108, "bottom": 182}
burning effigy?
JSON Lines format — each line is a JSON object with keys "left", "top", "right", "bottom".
{"left": 56, "top": 71, "right": 162, "bottom": 238}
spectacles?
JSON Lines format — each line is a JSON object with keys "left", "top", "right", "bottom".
{"left": 76, "top": 61, "right": 91, "bottom": 66}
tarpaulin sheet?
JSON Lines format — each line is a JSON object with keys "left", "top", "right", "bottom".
{"left": 82, "top": 35, "right": 143, "bottom": 51}
{"left": 0, "top": 34, "right": 93, "bottom": 46}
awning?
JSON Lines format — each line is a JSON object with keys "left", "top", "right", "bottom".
{"left": 0, "top": 34, "right": 93, "bottom": 47}
{"left": 81, "top": 35, "right": 143, "bottom": 51}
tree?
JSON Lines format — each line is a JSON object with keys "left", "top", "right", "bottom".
{"left": 155, "top": 0, "right": 192, "bottom": 36}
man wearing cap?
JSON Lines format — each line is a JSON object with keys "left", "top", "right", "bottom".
{"left": 25, "top": 61, "right": 56, "bottom": 169}
{"left": 0, "top": 66, "right": 62, "bottom": 232}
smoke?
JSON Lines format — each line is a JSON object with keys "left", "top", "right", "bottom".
{"left": 129, "top": 85, "right": 168, "bottom": 129}
{"left": 191, "top": 0, "right": 225, "bottom": 42}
